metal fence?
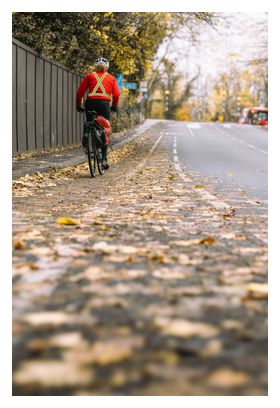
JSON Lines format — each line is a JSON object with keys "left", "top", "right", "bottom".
{"left": 12, "top": 38, "right": 84, "bottom": 155}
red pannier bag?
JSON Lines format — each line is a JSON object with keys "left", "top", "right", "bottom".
{"left": 96, "top": 115, "right": 111, "bottom": 145}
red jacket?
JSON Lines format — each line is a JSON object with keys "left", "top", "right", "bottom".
{"left": 76, "top": 71, "right": 120, "bottom": 107}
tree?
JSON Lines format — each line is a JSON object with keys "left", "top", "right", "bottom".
{"left": 147, "top": 58, "right": 199, "bottom": 120}
{"left": 12, "top": 12, "right": 217, "bottom": 119}
{"left": 12, "top": 12, "right": 216, "bottom": 81}
{"left": 207, "top": 65, "right": 268, "bottom": 122}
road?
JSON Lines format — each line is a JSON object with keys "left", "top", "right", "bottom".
{"left": 174, "top": 122, "right": 267, "bottom": 200}
{"left": 13, "top": 120, "right": 268, "bottom": 396}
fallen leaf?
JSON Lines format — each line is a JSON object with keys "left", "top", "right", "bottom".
{"left": 13, "top": 240, "right": 25, "bottom": 250}
{"left": 84, "top": 265, "right": 109, "bottom": 281}
{"left": 151, "top": 351, "right": 179, "bottom": 365}
{"left": 221, "top": 320, "right": 244, "bottom": 330}
{"left": 223, "top": 213, "right": 233, "bottom": 220}
{"left": 171, "top": 286, "right": 203, "bottom": 297}
{"left": 155, "top": 318, "right": 219, "bottom": 338}
{"left": 13, "top": 360, "right": 93, "bottom": 387}
{"left": 92, "top": 219, "right": 103, "bottom": 225}
{"left": 245, "top": 283, "right": 268, "bottom": 299}
{"left": 126, "top": 269, "right": 147, "bottom": 278}
{"left": 220, "top": 232, "right": 236, "bottom": 239}
{"left": 49, "top": 332, "right": 85, "bottom": 349}
{"left": 64, "top": 336, "right": 144, "bottom": 366}
{"left": 194, "top": 184, "right": 205, "bottom": 189}
{"left": 29, "top": 263, "right": 39, "bottom": 270}
{"left": 21, "top": 312, "right": 73, "bottom": 326}
{"left": 56, "top": 217, "right": 81, "bottom": 226}
{"left": 227, "top": 172, "right": 234, "bottom": 177}
{"left": 234, "top": 234, "right": 246, "bottom": 241}
{"left": 26, "top": 339, "right": 49, "bottom": 352}
{"left": 199, "top": 236, "right": 216, "bottom": 245}
{"left": 152, "top": 268, "right": 188, "bottom": 280}
{"left": 92, "top": 241, "right": 118, "bottom": 253}
{"left": 110, "top": 369, "right": 128, "bottom": 387}
{"left": 90, "top": 337, "right": 144, "bottom": 365}
{"left": 29, "top": 246, "right": 53, "bottom": 256}
{"left": 207, "top": 368, "right": 250, "bottom": 388}
{"left": 200, "top": 339, "right": 223, "bottom": 357}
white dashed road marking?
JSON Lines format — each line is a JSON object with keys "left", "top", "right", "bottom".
{"left": 173, "top": 136, "right": 230, "bottom": 210}
{"left": 213, "top": 124, "right": 268, "bottom": 155}
{"left": 186, "top": 123, "right": 201, "bottom": 129}
{"left": 186, "top": 126, "right": 195, "bottom": 138}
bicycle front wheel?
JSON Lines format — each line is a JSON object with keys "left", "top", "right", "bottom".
{"left": 87, "top": 131, "right": 97, "bottom": 178}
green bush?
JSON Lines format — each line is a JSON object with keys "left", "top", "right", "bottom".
{"left": 111, "top": 110, "right": 142, "bottom": 134}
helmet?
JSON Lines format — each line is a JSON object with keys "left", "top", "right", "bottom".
{"left": 94, "top": 57, "right": 109, "bottom": 68}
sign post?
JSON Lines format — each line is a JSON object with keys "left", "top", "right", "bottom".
{"left": 140, "top": 81, "right": 148, "bottom": 93}
{"left": 116, "top": 73, "right": 123, "bottom": 91}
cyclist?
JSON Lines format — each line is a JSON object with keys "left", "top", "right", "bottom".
{"left": 76, "top": 57, "right": 120, "bottom": 169}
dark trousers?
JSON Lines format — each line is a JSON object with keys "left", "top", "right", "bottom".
{"left": 85, "top": 99, "right": 111, "bottom": 121}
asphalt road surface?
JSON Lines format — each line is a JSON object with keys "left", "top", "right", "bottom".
{"left": 173, "top": 122, "right": 267, "bottom": 201}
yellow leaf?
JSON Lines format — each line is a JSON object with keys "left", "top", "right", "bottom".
{"left": 227, "top": 172, "right": 234, "bottom": 177}
{"left": 56, "top": 217, "right": 81, "bottom": 226}
{"left": 195, "top": 184, "right": 205, "bottom": 189}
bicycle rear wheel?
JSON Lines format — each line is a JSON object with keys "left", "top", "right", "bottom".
{"left": 96, "top": 147, "right": 104, "bottom": 176}
{"left": 87, "top": 130, "right": 97, "bottom": 178}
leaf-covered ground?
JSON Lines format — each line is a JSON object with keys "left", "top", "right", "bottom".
{"left": 13, "top": 123, "right": 267, "bottom": 396}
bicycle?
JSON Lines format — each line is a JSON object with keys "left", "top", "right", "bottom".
{"left": 79, "top": 108, "right": 107, "bottom": 178}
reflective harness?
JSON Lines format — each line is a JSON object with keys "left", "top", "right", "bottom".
{"left": 88, "top": 72, "right": 111, "bottom": 98}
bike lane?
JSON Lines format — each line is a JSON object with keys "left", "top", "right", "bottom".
{"left": 13, "top": 121, "right": 267, "bottom": 396}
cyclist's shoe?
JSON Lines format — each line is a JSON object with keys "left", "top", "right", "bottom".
{"left": 102, "top": 158, "right": 110, "bottom": 170}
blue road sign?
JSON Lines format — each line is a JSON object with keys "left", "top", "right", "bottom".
{"left": 124, "top": 82, "right": 138, "bottom": 90}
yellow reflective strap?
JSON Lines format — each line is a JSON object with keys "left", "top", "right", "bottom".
{"left": 92, "top": 72, "right": 107, "bottom": 94}
{"left": 88, "top": 72, "right": 111, "bottom": 98}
